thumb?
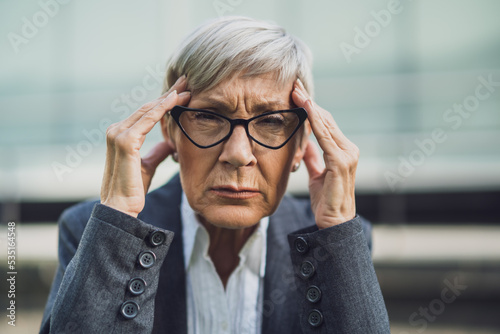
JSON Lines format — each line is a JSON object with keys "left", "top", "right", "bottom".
{"left": 141, "top": 141, "right": 175, "bottom": 192}
{"left": 303, "top": 140, "right": 324, "bottom": 179}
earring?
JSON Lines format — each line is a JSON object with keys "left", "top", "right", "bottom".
{"left": 172, "top": 152, "right": 179, "bottom": 162}
{"left": 292, "top": 162, "right": 300, "bottom": 172}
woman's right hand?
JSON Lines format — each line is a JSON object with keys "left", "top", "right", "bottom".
{"left": 100, "top": 75, "right": 191, "bottom": 217}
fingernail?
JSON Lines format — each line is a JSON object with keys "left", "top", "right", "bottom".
{"left": 174, "top": 75, "right": 186, "bottom": 85}
{"left": 295, "top": 87, "right": 307, "bottom": 100}
{"left": 297, "top": 78, "right": 306, "bottom": 90}
{"left": 178, "top": 91, "right": 191, "bottom": 97}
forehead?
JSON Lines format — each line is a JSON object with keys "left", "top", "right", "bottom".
{"left": 188, "top": 73, "right": 295, "bottom": 112}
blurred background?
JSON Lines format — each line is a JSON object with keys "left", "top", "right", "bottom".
{"left": 1, "top": 0, "right": 499, "bottom": 332}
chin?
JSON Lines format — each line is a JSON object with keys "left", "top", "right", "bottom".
{"left": 198, "top": 205, "right": 267, "bottom": 229}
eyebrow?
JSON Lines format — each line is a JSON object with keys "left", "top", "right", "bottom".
{"left": 198, "top": 97, "right": 289, "bottom": 114}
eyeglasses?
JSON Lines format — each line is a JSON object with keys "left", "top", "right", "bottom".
{"left": 169, "top": 106, "right": 308, "bottom": 149}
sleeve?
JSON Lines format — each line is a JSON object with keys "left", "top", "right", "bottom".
{"left": 287, "top": 215, "right": 390, "bottom": 334}
{"left": 39, "top": 204, "right": 174, "bottom": 334}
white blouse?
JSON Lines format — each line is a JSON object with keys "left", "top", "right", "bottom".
{"left": 181, "top": 192, "right": 269, "bottom": 334}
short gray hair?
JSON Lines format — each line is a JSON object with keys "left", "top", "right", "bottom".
{"left": 163, "top": 16, "right": 314, "bottom": 97}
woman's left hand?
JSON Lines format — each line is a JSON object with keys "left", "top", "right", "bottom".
{"left": 292, "top": 79, "right": 359, "bottom": 229}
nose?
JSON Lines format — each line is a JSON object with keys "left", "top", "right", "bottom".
{"left": 218, "top": 125, "right": 257, "bottom": 168}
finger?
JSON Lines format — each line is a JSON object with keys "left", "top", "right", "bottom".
{"left": 101, "top": 123, "right": 122, "bottom": 198}
{"left": 166, "top": 74, "right": 188, "bottom": 94}
{"left": 100, "top": 153, "right": 114, "bottom": 199}
{"left": 175, "top": 90, "right": 191, "bottom": 106}
{"left": 130, "top": 89, "right": 189, "bottom": 136}
{"left": 141, "top": 141, "right": 175, "bottom": 192}
{"left": 292, "top": 87, "right": 340, "bottom": 155}
{"left": 144, "top": 74, "right": 189, "bottom": 109}
{"left": 292, "top": 80, "right": 352, "bottom": 152}
{"left": 121, "top": 75, "right": 188, "bottom": 128}
{"left": 302, "top": 140, "right": 324, "bottom": 179}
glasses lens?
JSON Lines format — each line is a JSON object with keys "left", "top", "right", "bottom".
{"left": 178, "top": 111, "right": 230, "bottom": 147}
{"left": 249, "top": 111, "right": 301, "bottom": 148}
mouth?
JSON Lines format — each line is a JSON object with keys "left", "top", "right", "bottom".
{"left": 210, "top": 186, "right": 260, "bottom": 199}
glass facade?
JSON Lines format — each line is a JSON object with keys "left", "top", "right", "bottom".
{"left": 1, "top": 0, "right": 499, "bottom": 200}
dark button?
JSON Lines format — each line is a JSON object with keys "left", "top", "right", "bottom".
{"left": 294, "top": 237, "right": 309, "bottom": 254}
{"left": 148, "top": 230, "right": 166, "bottom": 247}
{"left": 306, "top": 285, "right": 322, "bottom": 303}
{"left": 308, "top": 309, "right": 324, "bottom": 327}
{"left": 120, "top": 301, "right": 140, "bottom": 319}
{"left": 138, "top": 251, "right": 156, "bottom": 269}
{"left": 128, "top": 278, "right": 147, "bottom": 296}
{"left": 300, "top": 261, "right": 315, "bottom": 279}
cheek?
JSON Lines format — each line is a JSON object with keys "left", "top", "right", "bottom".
{"left": 257, "top": 144, "right": 296, "bottom": 195}
{"left": 177, "top": 138, "right": 223, "bottom": 210}
{"left": 177, "top": 140, "right": 218, "bottom": 181}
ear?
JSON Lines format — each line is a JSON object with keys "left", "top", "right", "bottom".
{"left": 292, "top": 120, "right": 312, "bottom": 168}
{"left": 160, "top": 115, "right": 177, "bottom": 151}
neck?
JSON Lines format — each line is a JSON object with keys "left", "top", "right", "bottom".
{"left": 197, "top": 214, "right": 258, "bottom": 288}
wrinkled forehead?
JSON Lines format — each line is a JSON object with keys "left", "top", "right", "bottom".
{"left": 188, "top": 72, "right": 296, "bottom": 114}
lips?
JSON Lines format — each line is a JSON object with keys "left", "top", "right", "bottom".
{"left": 210, "top": 185, "right": 260, "bottom": 199}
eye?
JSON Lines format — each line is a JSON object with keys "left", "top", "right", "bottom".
{"left": 256, "top": 114, "right": 286, "bottom": 125}
{"left": 194, "top": 112, "right": 213, "bottom": 119}
{"left": 193, "top": 112, "right": 224, "bottom": 123}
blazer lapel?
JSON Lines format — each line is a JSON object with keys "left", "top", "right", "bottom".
{"left": 139, "top": 174, "right": 187, "bottom": 334}
{"left": 261, "top": 196, "right": 311, "bottom": 334}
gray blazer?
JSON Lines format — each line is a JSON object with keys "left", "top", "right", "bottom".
{"left": 40, "top": 174, "right": 390, "bottom": 333}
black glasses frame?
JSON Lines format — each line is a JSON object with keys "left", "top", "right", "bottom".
{"left": 169, "top": 105, "right": 308, "bottom": 149}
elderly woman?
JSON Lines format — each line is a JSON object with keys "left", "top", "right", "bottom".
{"left": 40, "top": 16, "right": 389, "bottom": 333}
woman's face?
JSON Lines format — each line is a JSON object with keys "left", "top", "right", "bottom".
{"left": 163, "top": 73, "right": 308, "bottom": 229}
